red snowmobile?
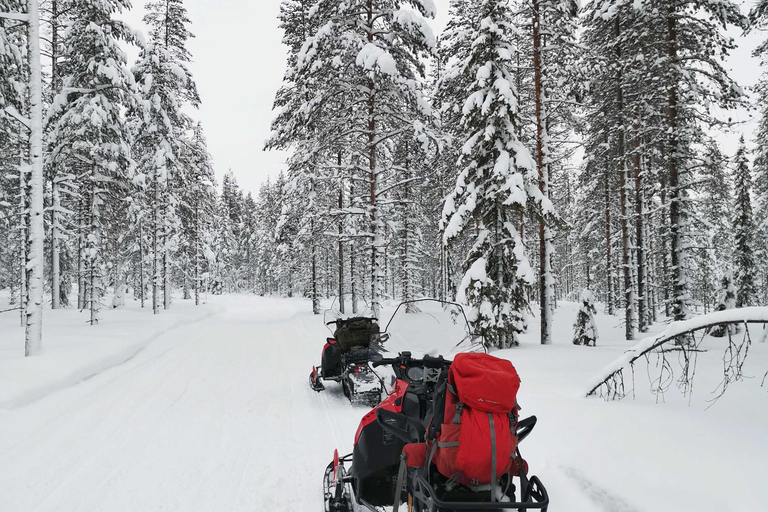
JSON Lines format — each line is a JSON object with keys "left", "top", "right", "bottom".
{"left": 323, "top": 351, "right": 549, "bottom": 511}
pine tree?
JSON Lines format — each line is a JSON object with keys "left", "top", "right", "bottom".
{"left": 48, "top": 0, "right": 137, "bottom": 324}
{"left": 441, "top": 0, "right": 539, "bottom": 349}
{"left": 749, "top": 1, "right": 768, "bottom": 305}
{"left": 732, "top": 137, "right": 756, "bottom": 307}
{"left": 291, "top": 0, "right": 437, "bottom": 318}
{"left": 530, "top": 0, "right": 579, "bottom": 343}
{"left": 178, "top": 123, "right": 216, "bottom": 305}
{"left": 132, "top": 0, "right": 199, "bottom": 313}
{"left": 695, "top": 142, "right": 732, "bottom": 311}
{"left": 0, "top": 0, "right": 26, "bottom": 315}
{"left": 654, "top": 0, "right": 747, "bottom": 321}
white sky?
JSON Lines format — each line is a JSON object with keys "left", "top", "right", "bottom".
{"left": 121, "top": 0, "right": 763, "bottom": 196}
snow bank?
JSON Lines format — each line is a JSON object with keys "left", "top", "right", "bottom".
{"left": 0, "top": 296, "right": 223, "bottom": 410}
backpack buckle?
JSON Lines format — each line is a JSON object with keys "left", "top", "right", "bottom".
{"left": 453, "top": 402, "right": 464, "bottom": 424}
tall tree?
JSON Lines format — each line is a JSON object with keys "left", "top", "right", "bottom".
{"left": 732, "top": 137, "right": 756, "bottom": 307}
{"left": 48, "top": 0, "right": 137, "bottom": 324}
{"left": 273, "top": 0, "right": 437, "bottom": 317}
{"left": 441, "top": 0, "right": 541, "bottom": 349}
{"left": 133, "top": 0, "right": 200, "bottom": 313}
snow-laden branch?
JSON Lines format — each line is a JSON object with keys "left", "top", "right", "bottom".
{"left": 586, "top": 307, "right": 768, "bottom": 399}
{"left": 4, "top": 106, "right": 31, "bottom": 130}
{"left": 0, "top": 11, "right": 29, "bottom": 22}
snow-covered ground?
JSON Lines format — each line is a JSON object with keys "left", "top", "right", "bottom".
{"left": 0, "top": 294, "right": 765, "bottom": 511}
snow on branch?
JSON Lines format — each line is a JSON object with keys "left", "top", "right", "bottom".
{"left": 586, "top": 307, "right": 768, "bottom": 401}
{"left": 0, "top": 11, "right": 29, "bottom": 22}
{"left": 4, "top": 106, "right": 31, "bottom": 130}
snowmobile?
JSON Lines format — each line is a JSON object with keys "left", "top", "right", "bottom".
{"left": 323, "top": 350, "right": 549, "bottom": 512}
{"left": 309, "top": 315, "right": 389, "bottom": 407}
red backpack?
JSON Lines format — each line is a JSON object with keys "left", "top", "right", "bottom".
{"left": 430, "top": 353, "right": 526, "bottom": 486}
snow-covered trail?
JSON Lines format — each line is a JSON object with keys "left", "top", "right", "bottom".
{"left": 1, "top": 295, "right": 765, "bottom": 512}
{"left": 0, "top": 296, "right": 361, "bottom": 511}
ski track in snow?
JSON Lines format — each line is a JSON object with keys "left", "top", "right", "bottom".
{"left": 0, "top": 296, "right": 346, "bottom": 512}
{"left": 561, "top": 466, "right": 641, "bottom": 512}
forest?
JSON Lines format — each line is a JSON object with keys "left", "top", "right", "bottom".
{"left": 1, "top": 0, "right": 767, "bottom": 355}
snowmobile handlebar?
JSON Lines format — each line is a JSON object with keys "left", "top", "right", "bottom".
{"left": 372, "top": 352, "right": 450, "bottom": 369}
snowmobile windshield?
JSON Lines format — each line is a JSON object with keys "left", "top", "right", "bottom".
{"left": 322, "top": 298, "right": 376, "bottom": 333}
{"left": 382, "top": 299, "right": 485, "bottom": 357}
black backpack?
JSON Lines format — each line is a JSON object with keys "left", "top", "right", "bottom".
{"left": 334, "top": 318, "right": 380, "bottom": 352}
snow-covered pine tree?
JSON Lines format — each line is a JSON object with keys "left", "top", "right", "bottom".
{"left": 528, "top": 0, "right": 579, "bottom": 344}
{"left": 48, "top": 0, "right": 137, "bottom": 325}
{"left": 269, "top": 0, "right": 322, "bottom": 310}
{"left": 572, "top": 288, "right": 598, "bottom": 346}
{"left": 695, "top": 142, "right": 732, "bottom": 312}
{"left": 295, "top": 0, "right": 437, "bottom": 319}
{"left": 652, "top": 0, "right": 747, "bottom": 321}
{"left": 133, "top": 0, "right": 200, "bottom": 313}
{"left": 178, "top": 123, "right": 216, "bottom": 305}
{"left": 749, "top": 1, "right": 768, "bottom": 305}
{"left": 441, "top": 0, "right": 539, "bottom": 349}
{"left": 580, "top": 0, "right": 639, "bottom": 333}
{"left": 0, "top": 0, "right": 26, "bottom": 312}
{"left": 40, "top": 0, "right": 74, "bottom": 310}
{"left": 732, "top": 137, "right": 757, "bottom": 307}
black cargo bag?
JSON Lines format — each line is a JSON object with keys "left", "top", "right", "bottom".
{"left": 334, "top": 318, "right": 380, "bottom": 352}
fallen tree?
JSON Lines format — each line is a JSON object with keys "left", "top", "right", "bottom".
{"left": 586, "top": 307, "right": 768, "bottom": 401}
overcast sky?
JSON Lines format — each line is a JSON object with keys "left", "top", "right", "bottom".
{"left": 122, "top": 0, "right": 762, "bottom": 197}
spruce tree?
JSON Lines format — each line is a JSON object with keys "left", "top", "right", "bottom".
{"left": 441, "top": 0, "right": 538, "bottom": 349}
{"left": 48, "top": 0, "right": 137, "bottom": 324}
{"left": 133, "top": 0, "right": 200, "bottom": 313}
{"left": 749, "top": 1, "right": 768, "bottom": 305}
{"left": 732, "top": 137, "right": 756, "bottom": 307}
{"left": 290, "top": 0, "right": 437, "bottom": 318}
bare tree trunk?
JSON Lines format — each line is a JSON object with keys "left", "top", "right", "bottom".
{"left": 50, "top": 0, "right": 62, "bottom": 310}
{"left": 18, "top": 127, "right": 28, "bottom": 327}
{"left": 194, "top": 204, "right": 200, "bottom": 306}
{"left": 338, "top": 152, "right": 345, "bottom": 314}
{"left": 667, "top": 6, "right": 685, "bottom": 322}
{"left": 77, "top": 198, "right": 86, "bottom": 311}
{"left": 615, "top": 17, "right": 635, "bottom": 341}
{"left": 88, "top": 167, "right": 98, "bottom": 325}
{"left": 351, "top": 241, "right": 358, "bottom": 314}
{"left": 139, "top": 219, "right": 145, "bottom": 308}
{"left": 533, "top": 0, "right": 553, "bottom": 345}
{"left": 604, "top": 152, "right": 614, "bottom": 315}
{"left": 152, "top": 171, "right": 160, "bottom": 315}
{"left": 20, "top": 0, "right": 45, "bottom": 353}
{"left": 635, "top": 128, "right": 647, "bottom": 331}
{"left": 311, "top": 217, "right": 320, "bottom": 314}
{"left": 366, "top": 0, "right": 381, "bottom": 319}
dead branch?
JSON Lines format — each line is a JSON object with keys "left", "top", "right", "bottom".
{"left": 586, "top": 308, "right": 768, "bottom": 401}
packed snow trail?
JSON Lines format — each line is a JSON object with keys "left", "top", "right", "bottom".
{"left": 0, "top": 296, "right": 361, "bottom": 511}
{"left": 0, "top": 295, "right": 765, "bottom": 511}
